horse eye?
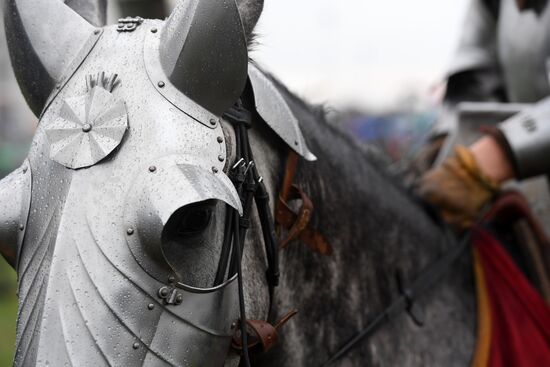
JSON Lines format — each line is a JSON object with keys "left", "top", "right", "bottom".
{"left": 177, "top": 208, "right": 212, "bottom": 235}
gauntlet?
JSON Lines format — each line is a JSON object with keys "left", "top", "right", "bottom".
{"left": 417, "top": 146, "right": 500, "bottom": 230}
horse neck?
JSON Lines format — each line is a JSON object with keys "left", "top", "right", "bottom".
{"left": 244, "top": 80, "right": 471, "bottom": 366}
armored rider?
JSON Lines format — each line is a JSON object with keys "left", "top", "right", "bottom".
{"left": 419, "top": 0, "right": 550, "bottom": 230}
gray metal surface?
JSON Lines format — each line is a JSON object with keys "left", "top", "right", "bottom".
{"left": 500, "top": 96, "right": 550, "bottom": 178}
{"left": 446, "top": 0, "right": 499, "bottom": 78}
{"left": 4, "top": 0, "right": 96, "bottom": 116}
{"left": 498, "top": 0, "right": 550, "bottom": 103}
{"left": 159, "top": 0, "right": 248, "bottom": 117}
{"left": 65, "top": 0, "right": 107, "bottom": 26}
{"left": 248, "top": 63, "right": 317, "bottom": 161}
{"left": 6, "top": 15, "right": 242, "bottom": 367}
{"left": 45, "top": 85, "right": 128, "bottom": 169}
{"left": 124, "top": 156, "right": 242, "bottom": 283}
{"left": 436, "top": 101, "right": 550, "bottom": 237}
{"left": 0, "top": 160, "right": 31, "bottom": 268}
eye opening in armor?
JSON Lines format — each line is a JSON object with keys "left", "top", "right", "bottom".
{"left": 168, "top": 203, "right": 214, "bottom": 237}
{"left": 161, "top": 200, "right": 226, "bottom": 288}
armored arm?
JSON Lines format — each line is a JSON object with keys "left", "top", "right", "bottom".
{"left": 497, "top": 97, "right": 550, "bottom": 179}
{"left": 434, "top": 0, "right": 505, "bottom": 137}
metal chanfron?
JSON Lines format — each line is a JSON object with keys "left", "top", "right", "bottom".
{"left": 12, "top": 21, "right": 241, "bottom": 366}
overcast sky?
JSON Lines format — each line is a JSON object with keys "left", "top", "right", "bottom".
{"left": 250, "top": 0, "right": 470, "bottom": 110}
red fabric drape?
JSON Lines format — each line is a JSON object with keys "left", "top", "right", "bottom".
{"left": 473, "top": 228, "right": 550, "bottom": 366}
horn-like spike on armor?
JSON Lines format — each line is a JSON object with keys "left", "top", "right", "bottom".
{"left": 159, "top": 0, "right": 248, "bottom": 116}
{"left": 4, "top": 0, "right": 95, "bottom": 116}
{"left": 64, "top": 0, "right": 107, "bottom": 27}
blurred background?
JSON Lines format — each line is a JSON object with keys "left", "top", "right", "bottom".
{"left": 0, "top": 0, "right": 469, "bottom": 363}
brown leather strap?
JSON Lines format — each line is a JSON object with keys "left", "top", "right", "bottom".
{"left": 276, "top": 151, "right": 333, "bottom": 256}
{"left": 232, "top": 310, "right": 298, "bottom": 354}
{"left": 280, "top": 151, "right": 299, "bottom": 201}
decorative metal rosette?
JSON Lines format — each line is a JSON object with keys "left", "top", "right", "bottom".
{"left": 46, "top": 84, "right": 128, "bottom": 169}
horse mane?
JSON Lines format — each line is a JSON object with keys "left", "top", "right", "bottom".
{"left": 251, "top": 68, "right": 475, "bottom": 367}
{"left": 259, "top": 69, "right": 415, "bottom": 203}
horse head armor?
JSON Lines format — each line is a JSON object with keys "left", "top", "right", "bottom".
{"left": 0, "top": 0, "right": 314, "bottom": 365}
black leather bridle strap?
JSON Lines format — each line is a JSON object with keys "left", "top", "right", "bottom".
{"left": 213, "top": 100, "right": 281, "bottom": 366}
{"left": 322, "top": 230, "right": 471, "bottom": 366}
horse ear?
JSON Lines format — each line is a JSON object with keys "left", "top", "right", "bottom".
{"left": 236, "top": 0, "right": 264, "bottom": 39}
{"left": 64, "top": 0, "right": 107, "bottom": 27}
{"left": 159, "top": 0, "right": 248, "bottom": 116}
{"left": 4, "top": 0, "right": 95, "bottom": 116}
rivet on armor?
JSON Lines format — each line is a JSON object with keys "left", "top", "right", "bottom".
{"left": 212, "top": 167, "right": 219, "bottom": 174}
{"left": 217, "top": 136, "right": 224, "bottom": 143}
{"left": 175, "top": 294, "right": 184, "bottom": 305}
{"left": 18, "top": 224, "right": 24, "bottom": 231}
{"left": 127, "top": 228, "right": 135, "bottom": 235}
{"left": 294, "top": 140, "right": 299, "bottom": 146}
{"left": 209, "top": 119, "right": 217, "bottom": 126}
{"left": 168, "top": 276, "right": 176, "bottom": 283}
{"left": 148, "top": 166, "right": 157, "bottom": 173}
{"left": 132, "top": 342, "right": 140, "bottom": 350}
{"left": 82, "top": 123, "right": 92, "bottom": 133}
{"left": 158, "top": 81, "right": 165, "bottom": 88}
{"left": 218, "top": 155, "right": 225, "bottom": 162}
{"left": 158, "top": 286, "right": 170, "bottom": 298}
{"left": 94, "top": 29, "right": 100, "bottom": 35}
{"left": 22, "top": 167, "right": 28, "bottom": 174}
{"left": 151, "top": 27, "right": 158, "bottom": 33}
{"left": 231, "top": 322, "right": 237, "bottom": 330}
{"left": 147, "top": 303, "right": 155, "bottom": 310}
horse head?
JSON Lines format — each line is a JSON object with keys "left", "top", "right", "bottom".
{"left": 1, "top": 1, "right": 479, "bottom": 365}
{"left": 0, "top": 0, "right": 300, "bottom": 365}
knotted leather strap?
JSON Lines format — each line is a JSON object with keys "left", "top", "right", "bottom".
{"left": 276, "top": 151, "right": 333, "bottom": 256}
{"left": 232, "top": 310, "right": 298, "bottom": 354}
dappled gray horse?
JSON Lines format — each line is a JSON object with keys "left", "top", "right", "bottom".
{"left": 0, "top": 0, "right": 476, "bottom": 365}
